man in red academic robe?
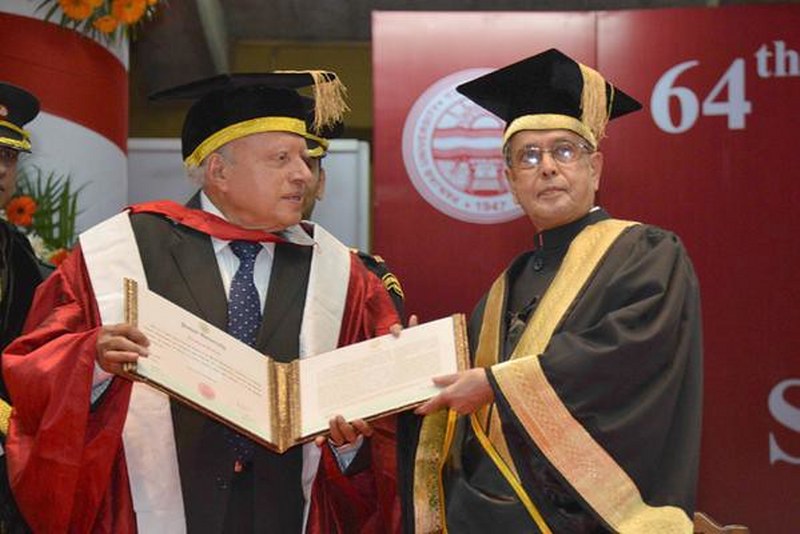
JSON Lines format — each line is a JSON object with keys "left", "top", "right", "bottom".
{"left": 3, "top": 72, "right": 401, "bottom": 533}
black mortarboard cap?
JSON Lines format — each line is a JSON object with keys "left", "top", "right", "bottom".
{"left": 456, "top": 49, "right": 642, "bottom": 148}
{"left": 149, "top": 71, "right": 348, "bottom": 167}
{"left": 0, "top": 82, "right": 40, "bottom": 153}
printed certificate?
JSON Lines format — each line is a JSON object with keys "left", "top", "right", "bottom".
{"left": 124, "top": 279, "right": 468, "bottom": 452}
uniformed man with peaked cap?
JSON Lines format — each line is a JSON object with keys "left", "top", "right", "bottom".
{"left": 3, "top": 71, "right": 401, "bottom": 533}
{"left": 412, "top": 49, "right": 703, "bottom": 533}
{"left": 0, "top": 81, "right": 45, "bottom": 534}
{"left": 0, "top": 81, "right": 43, "bottom": 360}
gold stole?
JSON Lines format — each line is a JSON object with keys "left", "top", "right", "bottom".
{"left": 413, "top": 219, "right": 640, "bottom": 534}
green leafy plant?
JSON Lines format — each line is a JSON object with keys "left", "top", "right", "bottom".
{"left": 17, "top": 166, "right": 83, "bottom": 250}
{"left": 1, "top": 166, "right": 85, "bottom": 265}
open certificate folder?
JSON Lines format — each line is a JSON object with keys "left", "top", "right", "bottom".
{"left": 123, "top": 278, "right": 469, "bottom": 453}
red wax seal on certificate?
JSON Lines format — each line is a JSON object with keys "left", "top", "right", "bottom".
{"left": 198, "top": 382, "right": 216, "bottom": 400}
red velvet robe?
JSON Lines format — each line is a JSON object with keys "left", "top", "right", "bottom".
{"left": 3, "top": 208, "right": 401, "bottom": 533}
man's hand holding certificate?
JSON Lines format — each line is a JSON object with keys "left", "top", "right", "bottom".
{"left": 122, "top": 279, "right": 468, "bottom": 452}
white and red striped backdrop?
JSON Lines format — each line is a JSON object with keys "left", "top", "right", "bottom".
{"left": 0, "top": 1, "right": 128, "bottom": 232}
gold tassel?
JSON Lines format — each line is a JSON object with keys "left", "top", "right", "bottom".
{"left": 578, "top": 63, "right": 610, "bottom": 145}
{"left": 277, "top": 70, "right": 350, "bottom": 134}
{"left": 309, "top": 70, "right": 349, "bottom": 133}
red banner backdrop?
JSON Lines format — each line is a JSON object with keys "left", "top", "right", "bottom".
{"left": 599, "top": 6, "right": 800, "bottom": 532}
{"left": 373, "top": 6, "right": 800, "bottom": 532}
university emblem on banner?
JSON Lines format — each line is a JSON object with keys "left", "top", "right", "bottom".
{"left": 402, "top": 69, "right": 524, "bottom": 224}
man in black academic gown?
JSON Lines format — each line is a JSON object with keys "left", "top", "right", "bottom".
{"left": 0, "top": 81, "right": 46, "bottom": 534}
{"left": 412, "top": 49, "right": 703, "bottom": 533}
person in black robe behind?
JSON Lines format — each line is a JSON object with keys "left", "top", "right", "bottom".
{"left": 0, "top": 81, "right": 48, "bottom": 534}
{"left": 411, "top": 49, "right": 703, "bottom": 533}
{"left": 300, "top": 104, "right": 406, "bottom": 320}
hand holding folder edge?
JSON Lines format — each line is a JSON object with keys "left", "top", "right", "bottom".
{"left": 312, "top": 314, "right": 418, "bottom": 448}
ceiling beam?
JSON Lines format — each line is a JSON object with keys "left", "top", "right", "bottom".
{"left": 195, "top": 0, "right": 230, "bottom": 73}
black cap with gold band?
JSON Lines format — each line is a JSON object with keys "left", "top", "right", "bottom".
{"left": 0, "top": 82, "right": 40, "bottom": 153}
{"left": 456, "top": 48, "right": 642, "bottom": 149}
{"left": 149, "top": 71, "right": 348, "bottom": 167}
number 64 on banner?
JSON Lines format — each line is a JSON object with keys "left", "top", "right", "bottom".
{"left": 651, "top": 58, "right": 751, "bottom": 133}
{"left": 651, "top": 41, "right": 799, "bottom": 133}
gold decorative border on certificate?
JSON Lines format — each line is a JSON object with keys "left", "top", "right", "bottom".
{"left": 266, "top": 359, "right": 288, "bottom": 452}
{"left": 123, "top": 278, "right": 139, "bottom": 373}
{"left": 269, "top": 360, "right": 300, "bottom": 453}
{"left": 451, "top": 313, "right": 470, "bottom": 372}
{"left": 287, "top": 360, "right": 300, "bottom": 448}
{"left": 268, "top": 359, "right": 279, "bottom": 449}
{"left": 124, "top": 278, "right": 138, "bottom": 326}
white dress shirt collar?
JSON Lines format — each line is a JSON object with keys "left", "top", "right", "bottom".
{"left": 200, "top": 191, "right": 315, "bottom": 248}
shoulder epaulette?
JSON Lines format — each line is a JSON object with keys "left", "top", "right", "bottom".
{"left": 381, "top": 272, "right": 405, "bottom": 300}
{"left": 0, "top": 398, "right": 11, "bottom": 436}
{"left": 352, "top": 249, "right": 404, "bottom": 301}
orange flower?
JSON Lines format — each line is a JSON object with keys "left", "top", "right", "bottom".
{"left": 57, "top": 0, "right": 95, "bottom": 21}
{"left": 88, "top": 0, "right": 104, "bottom": 6}
{"left": 111, "top": 0, "right": 146, "bottom": 24}
{"left": 5, "top": 196, "right": 37, "bottom": 227}
{"left": 93, "top": 15, "right": 119, "bottom": 33}
{"left": 48, "top": 248, "right": 70, "bottom": 266}
{"left": 146, "top": 0, "right": 158, "bottom": 5}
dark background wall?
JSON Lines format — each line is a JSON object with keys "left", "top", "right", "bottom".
{"left": 129, "top": 0, "right": 797, "bottom": 140}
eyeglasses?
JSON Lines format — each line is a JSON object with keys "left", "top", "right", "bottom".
{"left": 510, "top": 140, "right": 592, "bottom": 170}
{"left": 0, "top": 147, "right": 20, "bottom": 165}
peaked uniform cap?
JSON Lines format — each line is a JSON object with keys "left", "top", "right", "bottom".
{"left": 0, "top": 82, "right": 40, "bottom": 153}
{"left": 149, "top": 71, "right": 348, "bottom": 167}
{"left": 456, "top": 48, "right": 642, "bottom": 148}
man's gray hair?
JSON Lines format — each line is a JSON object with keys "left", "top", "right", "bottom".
{"left": 186, "top": 144, "right": 234, "bottom": 186}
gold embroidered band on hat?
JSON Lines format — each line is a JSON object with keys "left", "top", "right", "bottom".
{"left": 503, "top": 62, "right": 615, "bottom": 150}
{"left": 0, "top": 119, "right": 31, "bottom": 151}
{"left": 184, "top": 116, "right": 308, "bottom": 168}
